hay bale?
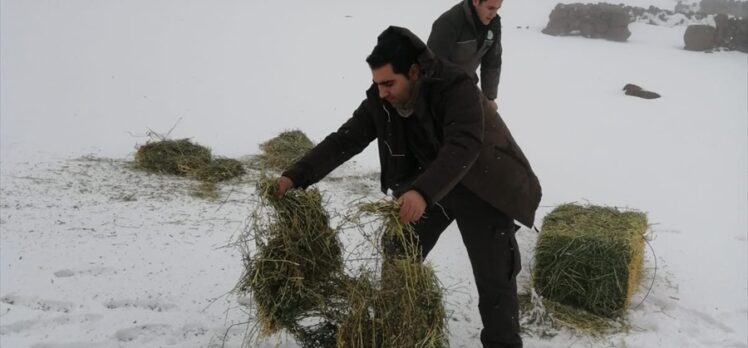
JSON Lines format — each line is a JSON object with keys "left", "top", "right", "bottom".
{"left": 533, "top": 204, "right": 647, "bottom": 318}
{"left": 258, "top": 130, "right": 314, "bottom": 171}
{"left": 237, "top": 177, "right": 344, "bottom": 346}
{"left": 135, "top": 139, "right": 211, "bottom": 176}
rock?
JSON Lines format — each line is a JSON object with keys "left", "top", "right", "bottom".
{"left": 684, "top": 24, "right": 717, "bottom": 50}
{"left": 543, "top": 3, "right": 632, "bottom": 41}
{"left": 623, "top": 84, "right": 661, "bottom": 99}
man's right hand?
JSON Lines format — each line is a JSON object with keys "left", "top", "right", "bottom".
{"left": 277, "top": 176, "right": 294, "bottom": 198}
{"left": 398, "top": 190, "right": 427, "bottom": 223}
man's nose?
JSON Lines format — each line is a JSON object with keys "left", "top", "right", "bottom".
{"left": 379, "top": 87, "right": 388, "bottom": 98}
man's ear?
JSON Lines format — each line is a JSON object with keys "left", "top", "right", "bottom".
{"left": 409, "top": 64, "right": 420, "bottom": 80}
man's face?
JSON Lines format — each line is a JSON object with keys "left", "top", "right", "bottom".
{"left": 472, "top": 0, "right": 502, "bottom": 25}
{"left": 371, "top": 63, "right": 418, "bottom": 107}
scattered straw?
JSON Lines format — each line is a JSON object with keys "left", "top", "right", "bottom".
{"left": 519, "top": 289, "right": 626, "bottom": 337}
{"left": 194, "top": 157, "right": 245, "bottom": 183}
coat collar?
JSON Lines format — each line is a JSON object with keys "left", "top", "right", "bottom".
{"left": 462, "top": 0, "right": 479, "bottom": 34}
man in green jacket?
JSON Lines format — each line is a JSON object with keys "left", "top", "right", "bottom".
{"left": 428, "top": 0, "right": 503, "bottom": 110}
{"left": 277, "top": 26, "right": 539, "bottom": 348}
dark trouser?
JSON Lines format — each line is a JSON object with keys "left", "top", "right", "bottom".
{"left": 411, "top": 185, "right": 522, "bottom": 348}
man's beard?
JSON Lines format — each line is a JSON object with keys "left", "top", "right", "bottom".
{"left": 392, "top": 79, "right": 421, "bottom": 118}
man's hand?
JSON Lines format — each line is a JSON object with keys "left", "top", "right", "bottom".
{"left": 398, "top": 190, "right": 427, "bottom": 223}
{"left": 487, "top": 99, "right": 498, "bottom": 110}
{"left": 276, "top": 176, "right": 294, "bottom": 198}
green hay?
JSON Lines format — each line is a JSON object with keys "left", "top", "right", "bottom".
{"left": 376, "top": 259, "right": 447, "bottom": 348}
{"left": 257, "top": 130, "right": 314, "bottom": 171}
{"left": 135, "top": 140, "right": 245, "bottom": 200}
{"left": 134, "top": 139, "right": 211, "bottom": 176}
{"left": 533, "top": 203, "right": 647, "bottom": 318}
{"left": 335, "top": 274, "right": 379, "bottom": 348}
{"left": 236, "top": 190, "right": 447, "bottom": 348}
{"left": 335, "top": 200, "right": 448, "bottom": 348}
{"left": 193, "top": 157, "right": 245, "bottom": 183}
{"left": 336, "top": 262, "right": 447, "bottom": 348}
{"left": 237, "top": 176, "right": 344, "bottom": 346}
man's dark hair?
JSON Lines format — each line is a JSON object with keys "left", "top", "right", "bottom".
{"left": 366, "top": 28, "right": 419, "bottom": 77}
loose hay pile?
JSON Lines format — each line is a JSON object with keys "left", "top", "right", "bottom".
{"left": 237, "top": 184, "right": 447, "bottom": 348}
{"left": 237, "top": 177, "right": 344, "bottom": 347}
{"left": 134, "top": 139, "right": 245, "bottom": 198}
{"left": 135, "top": 139, "right": 212, "bottom": 176}
{"left": 256, "top": 130, "right": 315, "bottom": 171}
{"left": 336, "top": 201, "right": 447, "bottom": 348}
{"left": 193, "top": 157, "right": 246, "bottom": 183}
{"left": 533, "top": 203, "right": 648, "bottom": 319}
{"left": 336, "top": 260, "right": 446, "bottom": 348}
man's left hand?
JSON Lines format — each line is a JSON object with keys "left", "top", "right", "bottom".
{"left": 488, "top": 99, "right": 498, "bottom": 110}
{"left": 398, "top": 190, "right": 427, "bottom": 223}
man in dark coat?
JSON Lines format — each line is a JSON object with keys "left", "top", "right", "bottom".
{"left": 428, "top": 0, "right": 503, "bottom": 110}
{"left": 277, "top": 26, "right": 540, "bottom": 348}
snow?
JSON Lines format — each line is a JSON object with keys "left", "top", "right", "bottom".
{"left": 1, "top": 0, "right": 746, "bottom": 347}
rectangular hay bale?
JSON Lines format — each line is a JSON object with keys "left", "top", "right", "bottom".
{"left": 533, "top": 204, "right": 647, "bottom": 317}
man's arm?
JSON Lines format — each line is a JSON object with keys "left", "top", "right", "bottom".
{"left": 481, "top": 17, "right": 503, "bottom": 101}
{"left": 281, "top": 100, "right": 377, "bottom": 190}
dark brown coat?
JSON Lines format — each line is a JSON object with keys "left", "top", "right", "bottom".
{"left": 427, "top": 0, "right": 502, "bottom": 100}
{"left": 283, "top": 27, "right": 541, "bottom": 227}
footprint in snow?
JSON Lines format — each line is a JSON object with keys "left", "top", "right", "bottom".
{"left": 53, "top": 267, "right": 115, "bottom": 278}
{"left": 0, "top": 313, "right": 101, "bottom": 335}
{"left": 0, "top": 294, "right": 74, "bottom": 313}
{"left": 53, "top": 269, "right": 75, "bottom": 278}
{"left": 115, "top": 324, "right": 171, "bottom": 342}
{"left": 104, "top": 298, "right": 177, "bottom": 312}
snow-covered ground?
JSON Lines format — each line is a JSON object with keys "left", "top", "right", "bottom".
{"left": 1, "top": 0, "right": 746, "bottom": 347}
